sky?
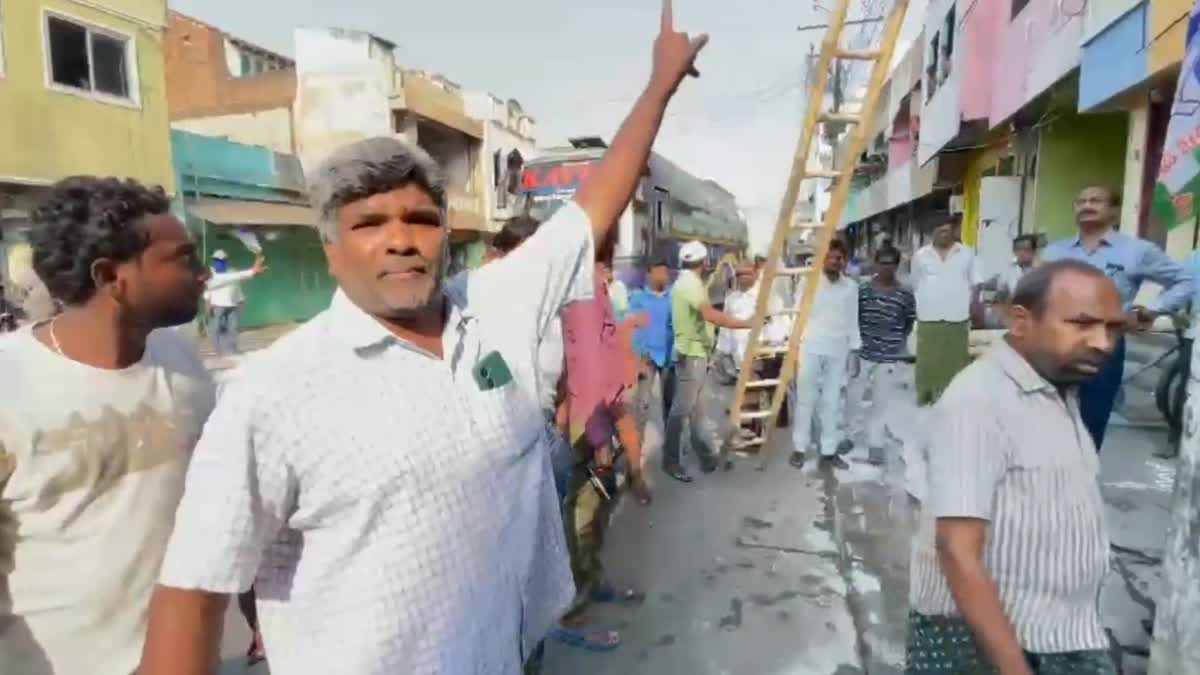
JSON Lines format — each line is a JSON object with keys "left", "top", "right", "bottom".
{"left": 170, "top": 0, "right": 897, "bottom": 252}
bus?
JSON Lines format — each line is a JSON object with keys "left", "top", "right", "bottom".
{"left": 518, "top": 137, "right": 749, "bottom": 295}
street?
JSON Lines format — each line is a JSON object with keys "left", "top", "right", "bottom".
{"left": 212, "top": 343, "right": 1178, "bottom": 675}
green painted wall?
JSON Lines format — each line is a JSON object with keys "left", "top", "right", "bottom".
{"left": 1034, "top": 112, "right": 1129, "bottom": 241}
{"left": 202, "top": 226, "right": 335, "bottom": 329}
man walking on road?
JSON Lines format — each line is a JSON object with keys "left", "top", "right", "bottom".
{"left": 912, "top": 214, "right": 982, "bottom": 405}
{"left": 205, "top": 249, "right": 267, "bottom": 356}
{"left": 0, "top": 176, "right": 215, "bottom": 675}
{"left": 664, "top": 240, "right": 753, "bottom": 482}
{"left": 850, "top": 246, "right": 916, "bottom": 465}
{"left": 140, "top": 5, "right": 708, "bottom": 673}
{"left": 630, "top": 257, "right": 676, "bottom": 435}
{"left": 907, "top": 260, "right": 1124, "bottom": 674}
{"left": 1041, "top": 185, "right": 1192, "bottom": 450}
{"left": 789, "top": 239, "right": 860, "bottom": 471}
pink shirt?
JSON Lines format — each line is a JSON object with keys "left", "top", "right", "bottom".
{"left": 562, "top": 267, "right": 638, "bottom": 449}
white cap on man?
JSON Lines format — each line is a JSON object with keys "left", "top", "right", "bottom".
{"left": 679, "top": 240, "right": 708, "bottom": 264}
{"left": 211, "top": 250, "right": 228, "bottom": 260}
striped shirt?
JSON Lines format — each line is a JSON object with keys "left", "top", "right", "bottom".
{"left": 858, "top": 281, "right": 916, "bottom": 363}
{"left": 910, "top": 337, "right": 1109, "bottom": 653}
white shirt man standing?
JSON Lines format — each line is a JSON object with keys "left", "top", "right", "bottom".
{"left": 205, "top": 249, "right": 266, "bottom": 356}
{"left": 911, "top": 216, "right": 982, "bottom": 405}
{"left": 140, "top": 7, "right": 709, "bottom": 672}
{"left": 789, "top": 239, "right": 861, "bottom": 470}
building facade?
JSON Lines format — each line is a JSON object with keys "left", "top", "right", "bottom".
{"left": 173, "top": 129, "right": 331, "bottom": 329}
{"left": 0, "top": 0, "right": 175, "bottom": 308}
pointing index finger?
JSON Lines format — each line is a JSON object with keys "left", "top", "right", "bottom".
{"left": 661, "top": 0, "right": 674, "bottom": 31}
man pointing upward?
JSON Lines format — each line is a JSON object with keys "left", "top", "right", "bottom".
{"left": 140, "top": 3, "right": 708, "bottom": 675}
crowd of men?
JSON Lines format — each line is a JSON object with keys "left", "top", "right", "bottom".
{"left": 0, "top": 1, "right": 1197, "bottom": 673}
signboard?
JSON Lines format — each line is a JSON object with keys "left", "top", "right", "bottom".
{"left": 1152, "top": 0, "right": 1200, "bottom": 232}
{"left": 520, "top": 161, "right": 596, "bottom": 199}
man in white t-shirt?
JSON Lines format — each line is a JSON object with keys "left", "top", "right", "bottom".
{"left": 911, "top": 215, "right": 983, "bottom": 405}
{"left": 0, "top": 176, "right": 216, "bottom": 675}
{"left": 205, "top": 249, "right": 266, "bottom": 356}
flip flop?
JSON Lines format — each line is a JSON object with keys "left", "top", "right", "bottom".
{"left": 549, "top": 626, "right": 622, "bottom": 652}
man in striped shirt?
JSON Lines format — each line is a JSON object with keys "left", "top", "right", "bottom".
{"left": 907, "top": 260, "right": 1123, "bottom": 674}
{"left": 850, "top": 246, "right": 916, "bottom": 464}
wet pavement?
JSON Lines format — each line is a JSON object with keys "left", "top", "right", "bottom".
{"left": 210, "top": 340, "right": 1180, "bottom": 675}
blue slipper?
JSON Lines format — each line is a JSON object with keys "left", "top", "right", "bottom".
{"left": 549, "top": 626, "right": 622, "bottom": 652}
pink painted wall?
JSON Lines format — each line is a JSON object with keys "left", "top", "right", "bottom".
{"left": 989, "top": 0, "right": 1083, "bottom": 126}
{"left": 959, "top": 0, "right": 1007, "bottom": 121}
{"left": 889, "top": 112, "right": 916, "bottom": 169}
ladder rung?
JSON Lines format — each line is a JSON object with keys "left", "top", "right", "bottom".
{"left": 731, "top": 435, "right": 765, "bottom": 449}
{"left": 746, "top": 379, "right": 781, "bottom": 389}
{"left": 836, "top": 49, "right": 880, "bottom": 61}
{"left": 777, "top": 266, "right": 813, "bottom": 276}
{"left": 738, "top": 410, "right": 774, "bottom": 421}
{"left": 758, "top": 345, "right": 789, "bottom": 357}
{"left": 819, "top": 111, "right": 861, "bottom": 125}
{"left": 771, "top": 308, "right": 799, "bottom": 317}
{"left": 806, "top": 169, "right": 844, "bottom": 180}
{"left": 791, "top": 221, "right": 821, "bottom": 230}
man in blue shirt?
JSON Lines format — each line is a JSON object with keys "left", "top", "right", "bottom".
{"left": 629, "top": 257, "right": 675, "bottom": 436}
{"left": 1042, "top": 185, "right": 1194, "bottom": 450}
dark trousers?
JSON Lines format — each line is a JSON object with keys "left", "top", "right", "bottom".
{"left": 1079, "top": 337, "right": 1126, "bottom": 452}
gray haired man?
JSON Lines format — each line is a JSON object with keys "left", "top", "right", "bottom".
{"left": 139, "top": 3, "right": 708, "bottom": 674}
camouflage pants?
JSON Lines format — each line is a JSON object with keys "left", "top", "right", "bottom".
{"left": 562, "top": 459, "right": 613, "bottom": 617}
{"left": 906, "top": 612, "right": 1116, "bottom": 674}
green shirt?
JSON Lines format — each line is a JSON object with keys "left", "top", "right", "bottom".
{"left": 672, "top": 269, "right": 712, "bottom": 358}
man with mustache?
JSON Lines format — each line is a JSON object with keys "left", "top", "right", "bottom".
{"left": 139, "top": 3, "right": 707, "bottom": 674}
{"left": 1041, "top": 185, "right": 1192, "bottom": 450}
{"left": 906, "top": 260, "right": 1124, "bottom": 675}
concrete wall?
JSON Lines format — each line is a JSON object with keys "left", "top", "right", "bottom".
{"left": 172, "top": 108, "right": 294, "bottom": 155}
{"left": 1149, "top": 0, "right": 1191, "bottom": 75}
{"left": 164, "top": 12, "right": 295, "bottom": 120}
{"left": 1034, "top": 112, "right": 1129, "bottom": 240}
{"left": 292, "top": 27, "right": 395, "bottom": 175}
{"left": 990, "top": 0, "right": 1084, "bottom": 126}
{"left": 0, "top": 0, "right": 174, "bottom": 190}
{"left": 960, "top": 0, "right": 1006, "bottom": 120}
{"left": 1079, "top": 3, "right": 1149, "bottom": 111}
{"left": 1085, "top": 0, "right": 1147, "bottom": 41}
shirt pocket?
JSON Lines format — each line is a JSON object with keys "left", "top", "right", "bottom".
{"left": 465, "top": 379, "right": 544, "bottom": 466}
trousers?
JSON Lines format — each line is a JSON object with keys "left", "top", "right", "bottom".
{"left": 791, "top": 349, "right": 849, "bottom": 456}
{"left": 848, "top": 359, "right": 913, "bottom": 457}
{"left": 662, "top": 356, "right": 719, "bottom": 469}
{"left": 1078, "top": 336, "right": 1125, "bottom": 452}
{"left": 212, "top": 305, "right": 241, "bottom": 356}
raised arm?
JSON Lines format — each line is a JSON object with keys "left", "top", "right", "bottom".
{"left": 574, "top": 0, "right": 707, "bottom": 242}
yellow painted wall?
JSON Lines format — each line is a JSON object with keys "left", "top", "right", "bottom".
{"left": 1149, "top": 0, "right": 1191, "bottom": 74}
{"left": 961, "top": 144, "right": 1009, "bottom": 247}
{"left": 0, "top": 0, "right": 174, "bottom": 191}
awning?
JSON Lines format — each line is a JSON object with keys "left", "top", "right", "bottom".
{"left": 187, "top": 199, "right": 316, "bottom": 227}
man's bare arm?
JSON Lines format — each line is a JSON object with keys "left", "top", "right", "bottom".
{"left": 140, "top": 586, "right": 229, "bottom": 675}
{"left": 935, "top": 518, "right": 1033, "bottom": 675}
{"left": 574, "top": 0, "right": 707, "bottom": 241}
{"left": 700, "top": 303, "right": 753, "bottom": 330}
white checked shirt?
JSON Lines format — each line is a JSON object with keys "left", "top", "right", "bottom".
{"left": 912, "top": 243, "right": 982, "bottom": 322}
{"left": 159, "top": 203, "right": 595, "bottom": 674}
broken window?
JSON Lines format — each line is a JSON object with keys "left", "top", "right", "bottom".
{"left": 46, "top": 14, "right": 131, "bottom": 100}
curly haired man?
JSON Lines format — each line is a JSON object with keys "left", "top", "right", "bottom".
{"left": 0, "top": 176, "right": 216, "bottom": 675}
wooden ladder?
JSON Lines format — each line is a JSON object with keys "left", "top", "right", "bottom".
{"left": 726, "top": 0, "right": 910, "bottom": 466}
